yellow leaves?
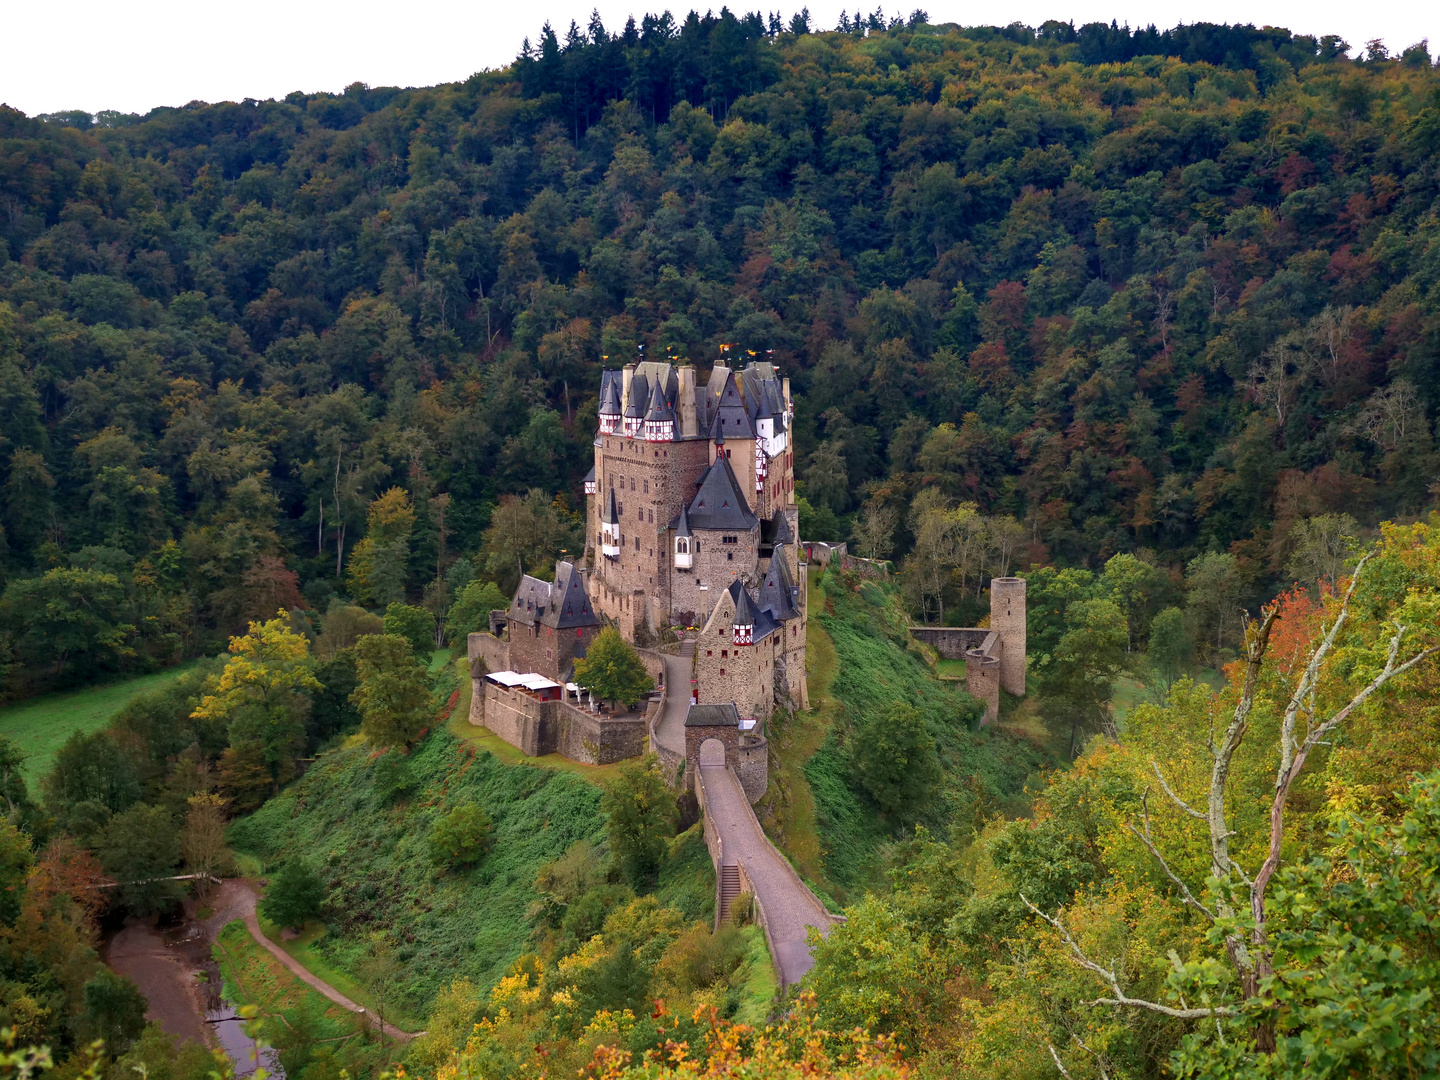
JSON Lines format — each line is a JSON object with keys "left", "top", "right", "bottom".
{"left": 191, "top": 610, "right": 319, "bottom": 721}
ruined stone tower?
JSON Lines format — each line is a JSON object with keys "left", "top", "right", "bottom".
{"left": 990, "top": 576, "right": 1027, "bottom": 696}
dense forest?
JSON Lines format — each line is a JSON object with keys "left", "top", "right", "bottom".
{"left": 4, "top": 10, "right": 1440, "bottom": 1080}
{"left": 3, "top": 13, "right": 1440, "bottom": 694}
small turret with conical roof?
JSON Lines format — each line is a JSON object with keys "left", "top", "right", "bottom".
{"left": 643, "top": 375, "right": 676, "bottom": 442}
{"left": 731, "top": 581, "right": 755, "bottom": 646}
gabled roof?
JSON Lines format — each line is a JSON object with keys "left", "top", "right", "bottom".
{"left": 508, "top": 561, "right": 600, "bottom": 630}
{"left": 686, "top": 702, "right": 740, "bottom": 727}
{"left": 583, "top": 465, "right": 596, "bottom": 485}
{"left": 758, "top": 544, "right": 799, "bottom": 621}
{"left": 687, "top": 455, "right": 758, "bottom": 531}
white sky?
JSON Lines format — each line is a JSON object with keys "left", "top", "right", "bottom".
{"left": 2, "top": 0, "right": 1434, "bottom": 118}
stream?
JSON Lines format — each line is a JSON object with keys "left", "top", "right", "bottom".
{"left": 102, "top": 884, "right": 285, "bottom": 1078}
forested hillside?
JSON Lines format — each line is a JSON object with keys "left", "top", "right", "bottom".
{"left": 2, "top": 14, "right": 1439, "bottom": 699}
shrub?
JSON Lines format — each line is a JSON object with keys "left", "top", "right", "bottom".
{"left": 429, "top": 803, "right": 494, "bottom": 868}
{"left": 261, "top": 858, "right": 325, "bottom": 930}
{"left": 601, "top": 753, "right": 676, "bottom": 887}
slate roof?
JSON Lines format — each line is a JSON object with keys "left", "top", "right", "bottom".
{"left": 645, "top": 376, "right": 675, "bottom": 422}
{"left": 760, "top": 509, "right": 794, "bottom": 549}
{"left": 686, "top": 702, "right": 741, "bottom": 727}
{"left": 599, "top": 372, "right": 622, "bottom": 416}
{"left": 687, "top": 454, "right": 758, "bottom": 531}
{"left": 602, "top": 487, "right": 619, "bottom": 525}
{"left": 508, "top": 561, "right": 600, "bottom": 630}
{"left": 673, "top": 503, "right": 693, "bottom": 538}
{"left": 726, "top": 579, "right": 780, "bottom": 643}
{"left": 624, "top": 372, "right": 650, "bottom": 419}
{"left": 758, "top": 544, "right": 799, "bottom": 621}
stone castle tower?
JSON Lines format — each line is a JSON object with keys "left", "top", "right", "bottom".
{"left": 990, "top": 577, "right": 1027, "bottom": 697}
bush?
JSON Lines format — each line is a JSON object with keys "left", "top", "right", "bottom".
{"left": 261, "top": 858, "right": 325, "bottom": 930}
{"left": 601, "top": 754, "right": 676, "bottom": 887}
{"left": 850, "top": 702, "right": 941, "bottom": 819}
{"left": 351, "top": 633, "right": 432, "bottom": 748}
{"left": 429, "top": 803, "right": 494, "bottom": 868}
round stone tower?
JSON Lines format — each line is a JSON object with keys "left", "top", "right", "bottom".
{"left": 990, "top": 577, "right": 1027, "bottom": 697}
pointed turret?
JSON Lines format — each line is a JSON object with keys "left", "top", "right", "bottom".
{"left": 601, "top": 488, "right": 621, "bottom": 558}
{"left": 643, "top": 376, "right": 676, "bottom": 441}
{"left": 598, "top": 374, "right": 622, "bottom": 434}
{"left": 731, "top": 581, "right": 755, "bottom": 646}
{"left": 623, "top": 372, "right": 649, "bottom": 436}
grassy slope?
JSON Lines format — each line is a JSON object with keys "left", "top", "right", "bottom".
{"left": 0, "top": 660, "right": 202, "bottom": 782}
{"left": 798, "top": 572, "right": 1053, "bottom": 899}
{"left": 232, "top": 656, "right": 718, "bottom": 1027}
{"left": 756, "top": 576, "right": 844, "bottom": 906}
{"left": 229, "top": 724, "right": 609, "bottom": 1025}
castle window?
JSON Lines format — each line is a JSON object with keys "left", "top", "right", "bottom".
{"left": 677, "top": 538, "right": 688, "bottom": 554}
{"left": 727, "top": 552, "right": 733, "bottom": 561}
{"left": 630, "top": 478, "right": 636, "bottom": 491}
{"left": 648, "top": 509, "right": 653, "bottom": 523}
{"left": 721, "top": 649, "right": 728, "bottom": 658}
{"left": 722, "top": 536, "right": 736, "bottom": 544}
{"left": 635, "top": 536, "right": 641, "bottom": 550}
{"left": 643, "top": 480, "right": 649, "bottom": 493}
{"left": 719, "top": 668, "right": 726, "bottom": 675}
{"left": 706, "top": 650, "right": 712, "bottom": 657}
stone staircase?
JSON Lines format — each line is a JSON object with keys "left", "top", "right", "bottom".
{"left": 718, "top": 863, "right": 742, "bottom": 921}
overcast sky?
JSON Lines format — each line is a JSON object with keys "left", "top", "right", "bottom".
{"left": 2, "top": 0, "right": 1434, "bottom": 118}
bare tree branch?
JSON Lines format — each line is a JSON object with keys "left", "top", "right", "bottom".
{"left": 1150, "top": 760, "right": 1205, "bottom": 819}
{"left": 1072, "top": 1034, "right": 1113, "bottom": 1080}
{"left": 1047, "top": 1044, "right": 1075, "bottom": 1080}
{"left": 1126, "top": 790, "right": 1216, "bottom": 920}
{"left": 1020, "top": 895, "right": 1234, "bottom": 1019}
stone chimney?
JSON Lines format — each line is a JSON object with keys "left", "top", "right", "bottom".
{"left": 621, "top": 363, "right": 636, "bottom": 415}
{"left": 677, "top": 365, "right": 698, "bottom": 438}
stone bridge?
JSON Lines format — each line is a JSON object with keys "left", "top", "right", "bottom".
{"left": 694, "top": 738, "right": 843, "bottom": 986}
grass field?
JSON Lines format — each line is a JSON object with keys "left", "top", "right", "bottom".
{"left": 0, "top": 661, "right": 203, "bottom": 783}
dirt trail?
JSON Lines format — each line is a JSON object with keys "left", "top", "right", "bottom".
{"left": 214, "top": 880, "right": 422, "bottom": 1041}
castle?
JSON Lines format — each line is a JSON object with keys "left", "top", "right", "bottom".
{"left": 469, "top": 354, "right": 809, "bottom": 768}
{"left": 583, "top": 355, "right": 808, "bottom": 719}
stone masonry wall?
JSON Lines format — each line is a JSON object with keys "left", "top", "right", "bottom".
{"left": 591, "top": 434, "right": 709, "bottom": 631}
{"left": 734, "top": 735, "right": 768, "bottom": 803}
{"left": 909, "top": 627, "right": 991, "bottom": 659}
{"left": 467, "top": 631, "right": 510, "bottom": 674}
{"left": 991, "top": 577, "right": 1027, "bottom": 696}
{"left": 507, "top": 621, "right": 598, "bottom": 682}
{"left": 670, "top": 525, "right": 759, "bottom": 623}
